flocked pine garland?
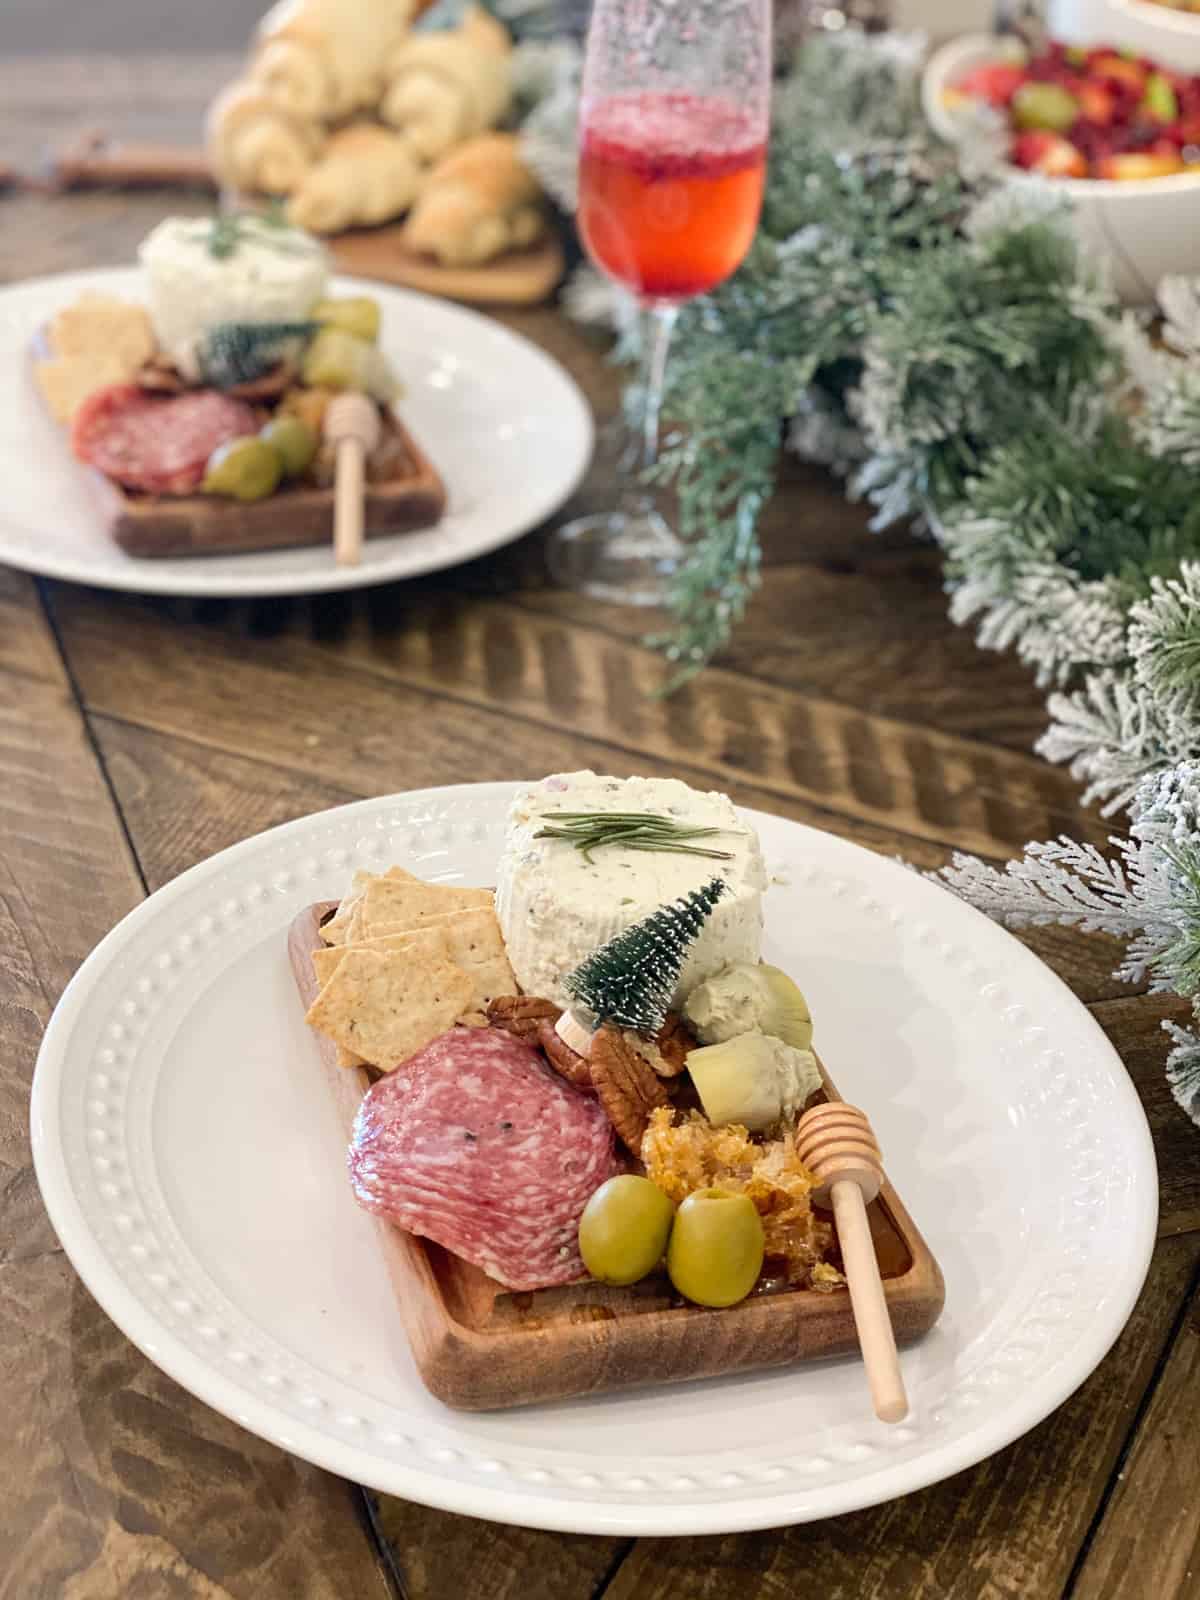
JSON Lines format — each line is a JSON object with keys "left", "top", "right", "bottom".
{"left": 514, "top": 26, "right": 1200, "bottom": 1127}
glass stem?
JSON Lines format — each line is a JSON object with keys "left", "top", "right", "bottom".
{"left": 640, "top": 303, "right": 679, "bottom": 474}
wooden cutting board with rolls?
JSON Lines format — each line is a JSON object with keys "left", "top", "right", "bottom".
{"left": 202, "top": 0, "right": 566, "bottom": 305}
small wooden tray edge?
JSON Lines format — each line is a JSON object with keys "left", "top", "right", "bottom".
{"left": 289, "top": 901, "right": 945, "bottom": 1411}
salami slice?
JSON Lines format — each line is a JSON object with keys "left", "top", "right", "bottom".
{"left": 71, "top": 383, "right": 258, "bottom": 495}
{"left": 349, "top": 1026, "right": 620, "bottom": 1291}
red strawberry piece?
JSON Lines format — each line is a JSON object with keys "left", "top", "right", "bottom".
{"left": 956, "top": 62, "right": 1026, "bottom": 106}
{"left": 1012, "top": 130, "right": 1088, "bottom": 177}
{"left": 1076, "top": 80, "right": 1115, "bottom": 124}
{"left": 1091, "top": 54, "right": 1148, "bottom": 94}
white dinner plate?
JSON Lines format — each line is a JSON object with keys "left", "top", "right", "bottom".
{"left": 0, "top": 269, "right": 592, "bottom": 597}
{"left": 31, "top": 784, "right": 1157, "bottom": 1535}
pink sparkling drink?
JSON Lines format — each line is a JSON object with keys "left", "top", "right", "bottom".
{"left": 578, "top": 90, "right": 767, "bottom": 301}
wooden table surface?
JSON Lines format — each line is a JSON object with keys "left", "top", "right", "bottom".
{"left": 1, "top": 57, "right": 1198, "bottom": 1600}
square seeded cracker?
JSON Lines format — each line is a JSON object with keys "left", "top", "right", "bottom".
{"left": 305, "top": 945, "right": 476, "bottom": 1068}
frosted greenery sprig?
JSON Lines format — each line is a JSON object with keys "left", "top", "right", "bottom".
{"left": 934, "top": 763, "right": 1200, "bottom": 1124}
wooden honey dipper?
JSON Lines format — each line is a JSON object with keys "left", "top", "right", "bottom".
{"left": 323, "top": 391, "right": 381, "bottom": 567}
{"left": 794, "top": 1102, "right": 908, "bottom": 1424}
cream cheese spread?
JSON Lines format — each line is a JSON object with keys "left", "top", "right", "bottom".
{"left": 138, "top": 215, "right": 329, "bottom": 379}
{"left": 495, "top": 771, "right": 767, "bottom": 1007}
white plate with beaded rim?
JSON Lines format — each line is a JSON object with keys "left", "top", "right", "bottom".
{"left": 0, "top": 268, "right": 592, "bottom": 597}
{"left": 30, "top": 783, "right": 1157, "bottom": 1535}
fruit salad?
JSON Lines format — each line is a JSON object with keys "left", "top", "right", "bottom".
{"left": 946, "top": 39, "right": 1200, "bottom": 180}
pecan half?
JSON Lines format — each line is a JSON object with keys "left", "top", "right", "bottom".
{"left": 651, "top": 1013, "right": 697, "bottom": 1077}
{"left": 487, "top": 995, "right": 561, "bottom": 1043}
{"left": 590, "top": 1024, "right": 670, "bottom": 1154}
{"left": 226, "top": 358, "right": 298, "bottom": 403}
{"left": 537, "top": 1018, "right": 592, "bottom": 1090}
{"left": 135, "top": 359, "right": 186, "bottom": 394}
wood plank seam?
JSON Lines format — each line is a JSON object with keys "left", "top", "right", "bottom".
{"left": 86, "top": 707, "right": 364, "bottom": 811}
{"left": 1060, "top": 1252, "right": 1200, "bottom": 1598}
{"left": 587, "top": 1538, "right": 637, "bottom": 1600}
{"left": 359, "top": 1490, "right": 411, "bottom": 1600}
{"left": 36, "top": 580, "right": 150, "bottom": 899}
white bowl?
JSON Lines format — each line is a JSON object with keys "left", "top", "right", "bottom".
{"left": 922, "top": 32, "right": 1200, "bottom": 302}
{"left": 1050, "top": 0, "right": 1200, "bottom": 70}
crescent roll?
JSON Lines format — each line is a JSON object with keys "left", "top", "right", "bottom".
{"left": 286, "top": 122, "right": 423, "bottom": 233}
{"left": 252, "top": 0, "right": 433, "bottom": 121}
{"left": 206, "top": 79, "right": 325, "bottom": 194}
{"left": 403, "top": 132, "right": 545, "bottom": 267}
{"left": 380, "top": 4, "right": 512, "bottom": 162}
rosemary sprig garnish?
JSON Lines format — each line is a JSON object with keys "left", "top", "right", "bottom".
{"left": 205, "top": 209, "right": 315, "bottom": 260}
{"left": 534, "top": 810, "right": 738, "bottom": 865}
{"left": 207, "top": 214, "right": 243, "bottom": 260}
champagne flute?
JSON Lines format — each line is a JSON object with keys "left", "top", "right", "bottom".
{"left": 548, "top": 0, "right": 773, "bottom": 606}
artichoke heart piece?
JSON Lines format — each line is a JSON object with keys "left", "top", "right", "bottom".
{"left": 684, "top": 962, "right": 813, "bottom": 1050}
{"left": 686, "top": 1032, "right": 821, "bottom": 1132}
{"left": 301, "top": 326, "right": 400, "bottom": 403}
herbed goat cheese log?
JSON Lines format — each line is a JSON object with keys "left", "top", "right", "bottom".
{"left": 494, "top": 772, "right": 767, "bottom": 1009}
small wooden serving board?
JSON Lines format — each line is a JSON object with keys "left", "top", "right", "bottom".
{"left": 32, "top": 328, "right": 447, "bottom": 558}
{"left": 85, "top": 411, "right": 446, "bottom": 559}
{"left": 289, "top": 902, "right": 945, "bottom": 1411}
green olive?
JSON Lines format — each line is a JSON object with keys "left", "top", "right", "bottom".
{"left": 313, "top": 295, "right": 382, "bottom": 343}
{"left": 578, "top": 1175, "right": 675, "bottom": 1287}
{"left": 667, "top": 1188, "right": 764, "bottom": 1308}
{"left": 201, "top": 436, "right": 282, "bottom": 502}
{"left": 260, "top": 415, "right": 317, "bottom": 478}
{"left": 1012, "top": 82, "right": 1078, "bottom": 133}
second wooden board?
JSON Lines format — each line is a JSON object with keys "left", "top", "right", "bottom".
{"left": 328, "top": 228, "right": 566, "bottom": 306}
